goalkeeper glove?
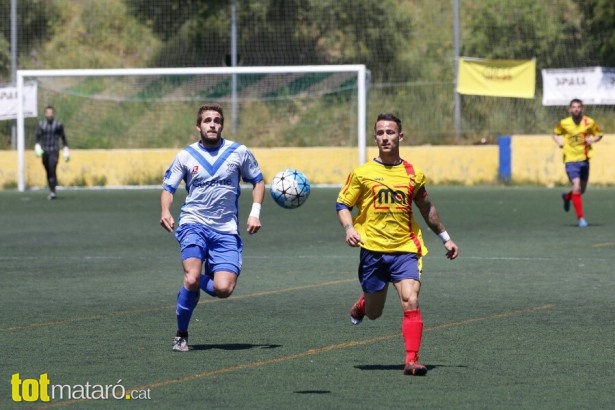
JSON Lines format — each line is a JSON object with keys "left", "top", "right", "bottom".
{"left": 34, "top": 143, "right": 44, "bottom": 157}
{"left": 63, "top": 146, "right": 70, "bottom": 162}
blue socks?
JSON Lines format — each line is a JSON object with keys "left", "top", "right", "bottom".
{"left": 176, "top": 286, "right": 199, "bottom": 333}
{"left": 200, "top": 272, "right": 217, "bottom": 297}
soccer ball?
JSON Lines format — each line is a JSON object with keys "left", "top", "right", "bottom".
{"left": 270, "top": 169, "right": 311, "bottom": 209}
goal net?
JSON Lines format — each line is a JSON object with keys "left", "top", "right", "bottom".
{"left": 16, "top": 66, "right": 367, "bottom": 191}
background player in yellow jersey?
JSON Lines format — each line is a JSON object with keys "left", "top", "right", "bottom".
{"left": 336, "top": 113, "right": 459, "bottom": 376}
{"left": 552, "top": 99, "right": 603, "bottom": 228}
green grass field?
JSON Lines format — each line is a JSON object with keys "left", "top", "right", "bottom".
{"left": 1, "top": 186, "right": 614, "bottom": 409}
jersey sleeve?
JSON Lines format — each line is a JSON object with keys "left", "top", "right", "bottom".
{"left": 553, "top": 122, "right": 564, "bottom": 135}
{"left": 590, "top": 120, "right": 602, "bottom": 136}
{"left": 240, "top": 147, "right": 263, "bottom": 184}
{"left": 162, "top": 153, "right": 187, "bottom": 194}
{"left": 59, "top": 123, "right": 68, "bottom": 147}
{"left": 336, "top": 171, "right": 361, "bottom": 208}
{"left": 412, "top": 170, "right": 427, "bottom": 198}
{"left": 35, "top": 122, "right": 42, "bottom": 144}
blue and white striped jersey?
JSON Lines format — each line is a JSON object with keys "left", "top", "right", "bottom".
{"left": 163, "top": 139, "right": 263, "bottom": 234}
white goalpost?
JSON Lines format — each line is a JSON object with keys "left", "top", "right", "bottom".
{"left": 16, "top": 65, "right": 368, "bottom": 192}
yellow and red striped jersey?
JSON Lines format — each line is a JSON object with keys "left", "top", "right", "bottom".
{"left": 336, "top": 159, "right": 428, "bottom": 256}
{"left": 553, "top": 116, "right": 602, "bottom": 163}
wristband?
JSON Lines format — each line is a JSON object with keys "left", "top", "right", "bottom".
{"left": 249, "top": 203, "right": 261, "bottom": 218}
{"left": 438, "top": 230, "right": 451, "bottom": 244}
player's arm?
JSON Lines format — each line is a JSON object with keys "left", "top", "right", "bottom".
{"left": 59, "top": 123, "right": 70, "bottom": 160}
{"left": 552, "top": 123, "right": 564, "bottom": 148}
{"left": 552, "top": 133, "right": 564, "bottom": 148}
{"left": 59, "top": 123, "right": 68, "bottom": 148}
{"left": 336, "top": 205, "right": 363, "bottom": 247}
{"left": 585, "top": 134, "right": 603, "bottom": 145}
{"left": 413, "top": 188, "right": 459, "bottom": 260}
{"left": 585, "top": 124, "right": 603, "bottom": 145}
{"left": 160, "top": 189, "right": 175, "bottom": 232}
{"left": 246, "top": 180, "right": 265, "bottom": 235}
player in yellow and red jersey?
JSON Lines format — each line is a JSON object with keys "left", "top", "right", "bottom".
{"left": 552, "top": 99, "right": 603, "bottom": 227}
{"left": 336, "top": 113, "right": 459, "bottom": 376}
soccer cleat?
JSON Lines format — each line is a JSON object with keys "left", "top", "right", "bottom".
{"left": 578, "top": 218, "right": 588, "bottom": 228}
{"left": 48, "top": 192, "right": 57, "bottom": 200}
{"left": 350, "top": 294, "right": 366, "bottom": 325}
{"left": 562, "top": 193, "right": 570, "bottom": 212}
{"left": 403, "top": 360, "right": 427, "bottom": 376}
{"left": 172, "top": 336, "right": 189, "bottom": 352}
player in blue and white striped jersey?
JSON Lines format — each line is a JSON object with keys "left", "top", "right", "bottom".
{"left": 160, "top": 103, "right": 265, "bottom": 352}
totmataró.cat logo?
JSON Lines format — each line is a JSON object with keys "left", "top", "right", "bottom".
{"left": 10, "top": 373, "right": 151, "bottom": 402}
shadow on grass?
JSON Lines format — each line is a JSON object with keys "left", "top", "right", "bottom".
{"left": 294, "top": 390, "right": 332, "bottom": 394}
{"left": 565, "top": 222, "right": 605, "bottom": 227}
{"left": 191, "top": 343, "right": 282, "bottom": 351}
{"left": 355, "top": 364, "right": 468, "bottom": 371}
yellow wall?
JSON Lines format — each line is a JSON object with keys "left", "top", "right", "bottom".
{"left": 511, "top": 134, "right": 614, "bottom": 186}
{"left": 0, "top": 145, "right": 498, "bottom": 189}
{"left": 0, "top": 136, "right": 611, "bottom": 189}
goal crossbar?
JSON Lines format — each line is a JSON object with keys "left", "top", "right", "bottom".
{"left": 16, "top": 65, "right": 368, "bottom": 191}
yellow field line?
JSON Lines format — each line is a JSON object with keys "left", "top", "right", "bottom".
{"left": 592, "top": 242, "right": 615, "bottom": 248}
{"left": 1, "top": 279, "right": 355, "bottom": 332}
{"left": 33, "top": 303, "right": 555, "bottom": 409}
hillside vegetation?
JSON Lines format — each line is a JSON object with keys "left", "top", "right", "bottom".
{"left": 1, "top": 0, "right": 613, "bottom": 149}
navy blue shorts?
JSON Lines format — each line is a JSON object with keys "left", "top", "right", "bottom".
{"left": 175, "top": 223, "right": 243, "bottom": 275}
{"left": 358, "top": 248, "right": 422, "bottom": 293}
{"left": 565, "top": 160, "right": 590, "bottom": 182}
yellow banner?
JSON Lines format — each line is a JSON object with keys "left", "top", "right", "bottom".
{"left": 457, "top": 58, "right": 536, "bottom": 98}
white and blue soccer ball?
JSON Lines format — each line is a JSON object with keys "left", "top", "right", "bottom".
{"left": 270, "top": 169, "right": 311, "bottom": 209}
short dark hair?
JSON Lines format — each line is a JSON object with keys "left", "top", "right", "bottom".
{"left": 45, "top": 105, "right": 55, "bottom": 112}
{"left": 569, "top": 98, "right": 583, "bottom": 107}
{"left": 196, "top": 103, "right": 224, "bottom": 126}
{"left": 375, "top": 113, "right": 402, "bottom": 133}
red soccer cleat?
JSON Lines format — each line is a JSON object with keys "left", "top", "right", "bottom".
{"left": 350, "top": 293, "right": 366, "bottom": 325}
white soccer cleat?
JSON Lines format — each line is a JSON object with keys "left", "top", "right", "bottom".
{"left": 172, "top": 336, "right": 189, "bottom": 352}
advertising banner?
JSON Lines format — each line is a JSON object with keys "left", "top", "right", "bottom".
{"left": 0, "top": 81, "right": 38, "bottom": 120}
{"left": 542, "top": 66, "right": 615, "bottom": 105}
{"left": 457, "top": 58, "right": 536, "bottom": 98}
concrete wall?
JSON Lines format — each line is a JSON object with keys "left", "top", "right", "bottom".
{"left": 0, "top": 135, "right": 612, "bottom": 189}
{"left": 510, "top": 135, "right": 614, "bottom": 186}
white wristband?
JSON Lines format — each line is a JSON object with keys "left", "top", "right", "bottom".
{"left": 249, "top": 203, "right": 261, "bottom": 218}
{"left": 438, "top": 230, "right": 451, "bottom": 244}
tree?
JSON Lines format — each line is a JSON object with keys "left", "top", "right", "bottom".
{"left": 577, "top": 0, "right": 615, "bottom": 66}
{"left": 0, "top": 0, "right": 63, "bottom": 81}
{"left": 308, "top": 0, "right": 413, "bottom": 81}
{"left": 126, "top": 0, "right": 227, "bottom": 41}
{"left": 461, "top": 0, "right": 585, "bottom": 69}
{"left": 126, "top": 0, "right": 413, "bottom": 80}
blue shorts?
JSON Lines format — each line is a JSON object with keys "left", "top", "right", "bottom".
{"left": 565, "top": 161, "right": 590, "bottom": 182}
{"left": 175, "top": 223, "right": 243, "bottom": 275}
{"left": 358, "top": 249, "right": 421, "bottom": 293}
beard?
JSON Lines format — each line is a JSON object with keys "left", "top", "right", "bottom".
{"left": 200, "top": 132, "right": 222, "bottom": 147}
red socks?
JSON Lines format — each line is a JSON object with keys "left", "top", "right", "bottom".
{"left": 402, "top": 309, "right": 423, "bottom": 363}
{"left": 571, "top": 192, "right": 584, "bottom": 219}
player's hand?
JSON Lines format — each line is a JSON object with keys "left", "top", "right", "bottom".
{"left": 345, "top": 228, "right": 364, "bottom": 247}
{"left": 63, "top": 146, "right": 70, "bottom": 162}
{"left": 35, "top": 143, "right": 44, "bottom": 157}
{"left": 160, "top": 213, "right": 175, "bottom": 232}
{"left": 246, "top": 216, "right": 261, "bottom": 235}
{"left": 443, "top": 240, "right": 459, "bottom": 260}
